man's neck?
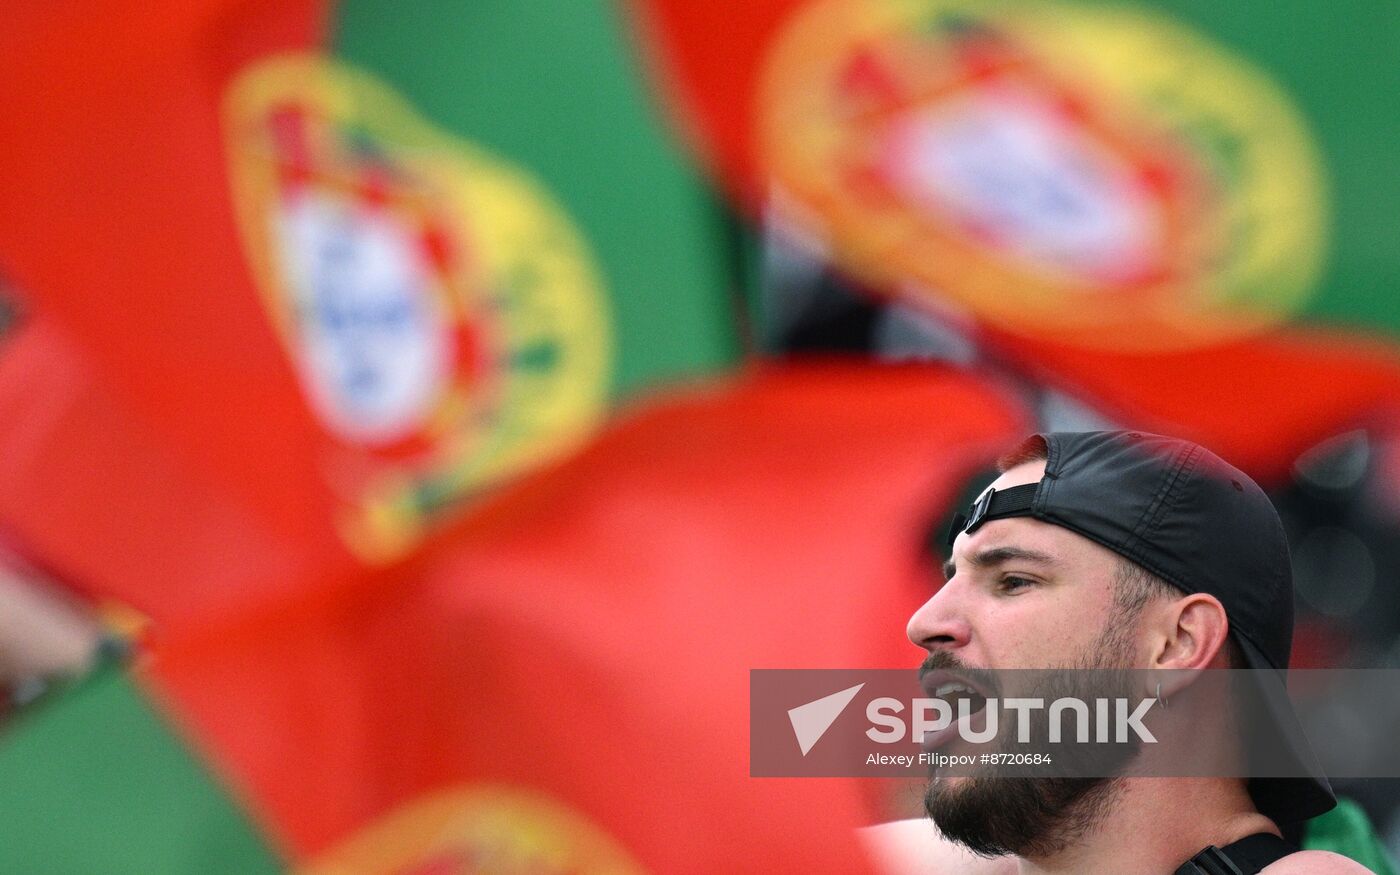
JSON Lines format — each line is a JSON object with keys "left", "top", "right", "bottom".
{"left": 1015, "top": 778, "right": 1278, "bottom": 875}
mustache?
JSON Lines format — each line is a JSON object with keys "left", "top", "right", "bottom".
{"left": 919, "top": 650, "right": 972, "bottom": 676}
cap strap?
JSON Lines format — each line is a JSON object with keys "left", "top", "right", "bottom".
{"left": 945, "top": 483, "right": 1039, "bottom": 547}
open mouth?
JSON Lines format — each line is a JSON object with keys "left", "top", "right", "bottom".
{"left": 917, "top": 670, "right": 994, "bottom": 756}
{"left": 929, "top": 678, "right": 989, "bottom": 718}
{"left": 920, "top": 669, "right": 994, "bottom": 717}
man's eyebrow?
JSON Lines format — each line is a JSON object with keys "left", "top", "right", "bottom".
{"left": 941, "top": 546, "right": 1060, "bottom": 581}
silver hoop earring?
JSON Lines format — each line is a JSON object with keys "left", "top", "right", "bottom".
{"left": 1155, "top": 682, "right": 1169, "bottom": 709}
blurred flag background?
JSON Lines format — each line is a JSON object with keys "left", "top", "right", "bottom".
{"left": 2, "top": 0, "right": 1400, "bottom": 871}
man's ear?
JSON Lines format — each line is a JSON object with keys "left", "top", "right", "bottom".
{"left": 1149, "top": 593, "right": 1230, "bottom": 673}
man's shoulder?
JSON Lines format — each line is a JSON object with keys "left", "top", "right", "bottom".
{"left": 1261, "top": 849, "right": 1375, "bottom": 874}
{"left": 857, "top": 819, "right": 1011, "bottom": 874}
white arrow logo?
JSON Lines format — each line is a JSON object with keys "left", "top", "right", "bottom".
{"left": 787, "top": 683, "right": 865, "bottom": 756}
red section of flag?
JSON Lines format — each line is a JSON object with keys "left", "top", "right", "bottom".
{"left": 0, "top": 311, "right": 344, "bottom": 632}
{"left": 0, "top": 0, "right": 343, "bottom": 572}
{"left": 628, "top": 0, "right": 805, "bottom": 213}
{"left": 981, "top": 327, "right": 1400, "bottom": 486}
{"left": 149, "top": 363, "right": 1028, "bottom": 870}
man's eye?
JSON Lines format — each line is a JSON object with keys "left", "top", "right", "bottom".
{"left": 999, "top": 576, "right": 1035, "bottom": 593}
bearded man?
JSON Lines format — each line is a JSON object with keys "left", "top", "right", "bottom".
{"left": 863, "top": 430, "right": 1370, "bottom": 874}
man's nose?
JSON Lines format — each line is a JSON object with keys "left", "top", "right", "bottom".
{"left": 906, "top": 581, "right": 972, "bottom": 651}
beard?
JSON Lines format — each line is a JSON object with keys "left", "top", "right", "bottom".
{"left": 922, "top": 617, "right": 1142, "bottom": 859}
{"left": 923, "top": 760, "right": 1124, "bottom": 859}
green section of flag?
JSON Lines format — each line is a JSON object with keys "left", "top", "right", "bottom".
{"left": 1093, "top": 0, "right": 1400, "bottom": 338}
{"left": 1303, "top": 797, "right": 1399, "bottom": 875}
{"left": 0, "top": 666, "right": 283, "bottom": 875}
{"left": 333, "top": 0, "right": 741, "bottom": 400}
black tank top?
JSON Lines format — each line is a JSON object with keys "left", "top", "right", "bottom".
{"left": 1174, "top": 832, "right": 1296, "bottom": 874}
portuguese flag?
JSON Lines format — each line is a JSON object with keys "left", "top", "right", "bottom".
{"left": 144, "top": 362, "right": 1029, "bottom": 871}
{"left": 633, "top": 0, "right": 1400, "bottom": 483}
{"left": 0, "top": 0, "right": 742, "bottom": 605}
{"left": 0, "top": 361, "right": 1032, "bottom": 873}
{"left": 0, "top": 0, "right": 755, "bottom": 870}
{"left": 0, "top": 1, "right": 1005, "bottom": 872}
{"left": 636, "top": 0, "right": 1400, "bottom": 338}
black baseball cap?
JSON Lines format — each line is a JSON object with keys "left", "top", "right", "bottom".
{"left": 945, "top": 429, "right": 1336, "bottom": 824}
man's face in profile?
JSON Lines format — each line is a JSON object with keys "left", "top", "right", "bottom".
{"left": 907, "top": 459, "right": 1148, "bottom": 857}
